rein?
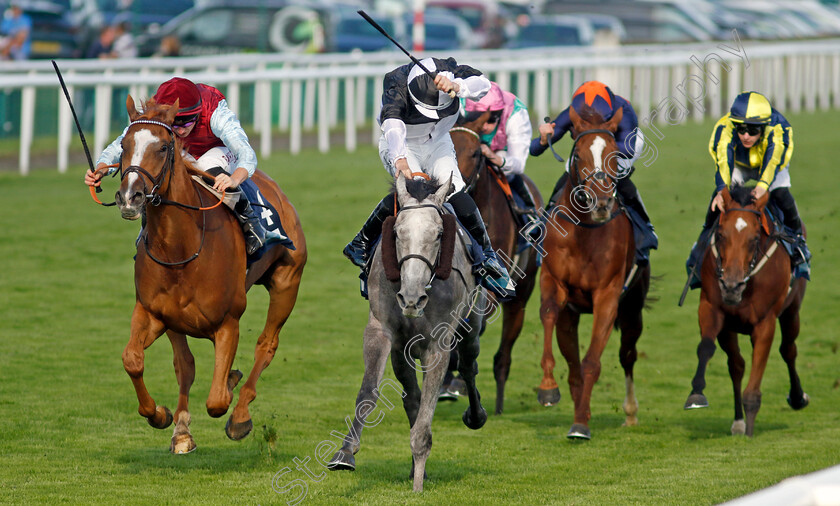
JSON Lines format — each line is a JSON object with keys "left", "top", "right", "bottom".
{"left": 562, "top": 128, "right": 621, "bottom": 227}
{"left": 395, "top": 203, "right": 445, "bottom": 290}
{"left": 710, "top": 208, "right": 779, "bottom": 285}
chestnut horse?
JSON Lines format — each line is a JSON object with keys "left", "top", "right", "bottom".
{"left": 112, "top": 96, "right": 306, "bottom": 452}
{"left": 684, "top": 186, "right": 808, "bottom": 437}
{"left": 538, "top": 106, "right": 650, "bottom": 439}
{"left": 450, "top": 113, "right": 543, "bottom": 415}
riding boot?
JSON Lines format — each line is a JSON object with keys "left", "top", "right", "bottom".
{"left": 507, "top": 174, "right": 540, "bottom": 236}
{"left": 616, "top": 176, "right": 654, "bottom": 230}
{"left": 685, "top": 196, "right": 721, "bottom": 289}
{"left": 343, "top": 194, "right": 395, "bottom": 268}
{"left": 449, "top": 191, "right": 515, "bottom": 299}
{"left": 772, "top": 187, "right": 811, "bottom": 267}
{"left": 234, "top": 192, "right": 267, "bottom": 256}
{"left": 545, "top": 172, "right": 569, "bottom": 211}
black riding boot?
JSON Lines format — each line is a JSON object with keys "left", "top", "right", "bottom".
{"left": 508, "top": 174, "right": 541, "bottom": 236}
{"left": 343, "top": 194, "right": 395, "bottom": 268}
{"left": 772, "top": 187, "right": 811, "bottom": 266}
{"left": 685, "top": 192, "right": 721, "bottom": 289}
{"left": 449, "top": 191, "right": 514, "bottom": 298}
{"left": 616, "top": 176, "right": 653, "bottom": 228}
{"left": 234, "top": 192, "right": 267, "bottom": 256}
{"left": 545, "top": 173, "right": 569, "bottom": 210}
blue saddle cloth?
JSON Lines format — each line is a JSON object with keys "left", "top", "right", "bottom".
{"left": 239, "top": 179, "right": 296, "bottom": 265}
{"left": 622, "top": 204, "right": 658, "bottom": 265}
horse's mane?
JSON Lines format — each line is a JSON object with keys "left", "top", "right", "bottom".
{"left": 573, "top": 105, "right": 606, "bottom": 126}
{"left": 389, "top": 177, "right": 446, "bottom": 203}
{"left": 135, "top": 98, "right": 205, "bottom": 179}
{"left": 729, "top": 186, "right": 755, "bottom": 207}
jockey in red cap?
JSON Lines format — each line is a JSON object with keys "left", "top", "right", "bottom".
{"left": 462, "top": 81, "right": 540, "bottom": 230}
{"left": 85, "top": 77, "right": 267, "bottom": 255}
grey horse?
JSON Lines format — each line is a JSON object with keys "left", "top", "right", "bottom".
{"left": 329, "top": 173, "right": 489, "bottom": 492}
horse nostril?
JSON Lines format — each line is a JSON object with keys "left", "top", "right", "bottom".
{"left": 131, "top": 191, "right": 144, "bottom": 204}
{"left": 396, "top": 293, "right": 407, "bottom": 309}
{"left": 417, "top": 294, "right": 428, "bottom": 309}
{"left": 115, "top": 191, "right": 123, "bottom": 205}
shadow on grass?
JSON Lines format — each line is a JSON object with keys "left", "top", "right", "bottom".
{"left": 116, "top": 442, "right": 294, "bottom": 474}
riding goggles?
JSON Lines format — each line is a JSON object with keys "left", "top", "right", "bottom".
{"left": 173, "top": 114, "right": 199, "bottom": 128}
{"left": 734, "top": 123, "right": 763, "bottom": 136}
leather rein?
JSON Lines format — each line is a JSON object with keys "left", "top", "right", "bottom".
{"left": 709, "top": 207, "right": 779, "bottom": 285}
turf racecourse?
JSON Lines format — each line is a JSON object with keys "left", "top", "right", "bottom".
{"left": 1, "top": 111, "right": 839, "bottom": 505}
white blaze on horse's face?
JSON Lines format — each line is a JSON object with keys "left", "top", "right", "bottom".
{"left": 589, "top": 136, "right": 607, "bottom": 173}
{"left": 735, "top": 217, "right": 748, "bottom": 232}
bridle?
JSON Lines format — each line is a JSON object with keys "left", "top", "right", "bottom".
{"left": 449, "top": 125, "right": 486, "bottom": 194}
{"left": 395, "top": 203, "right": 445, "bottom": 290}
{"left": 562, "top": 128, "right": 623, "bottom": 225}
{"left": 710, "top": 207, "right": 778, "bottom": 286}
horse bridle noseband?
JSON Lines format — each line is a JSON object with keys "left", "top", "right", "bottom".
{"left": 561, "top": 128, "right": 624, "bottom": 225}
{"left": 395, "top": 203, "right": 445, "bottom": 290}
{"left": 710, "top": 207, "right": 778, "bottom": 286}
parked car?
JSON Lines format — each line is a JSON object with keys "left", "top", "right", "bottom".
{"left": 504, "top": 14, "right": 595, "bottom": 48}
{"left": 402, "top": 8, "right": 474, "bottom": 51}
{"left": 329, "top": 9, "right": 403, "bottom": 52}
{"left": 424, "top": 0, "right": 514, "bottom": 48}
{"left": 1, "top": 0, "right": 79, "bottom": 59}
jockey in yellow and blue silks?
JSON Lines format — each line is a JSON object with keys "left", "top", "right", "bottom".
{"left": 684, "top": 91, "right": 811, "bottom": 289}
{"left": 531, "top": 81, "right": 655, "bottom": 236}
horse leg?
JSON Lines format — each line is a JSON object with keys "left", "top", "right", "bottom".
{"left": 779, "top": 301, "right": 809, "bottom": 410}
{"left": 329, "top": 316, "right": 393, "bottom": 471}
{"left": 206, "top": 316, "right": 240, "bottom": 419}
{"left": 389, "top": 342, "right": 425, "bottom": 482}
{"left": 227, "top": 267, "right": 303, "bottom": 441}
{"left": 538, "top": 277, "right": 565, "bottom": 406}
{"left": 167, "top": 331, "right": 197, "bottom": 454}
{"left": 409, "top": 345, "right": 448, "bottom": 492}
{"left": 493, "top": 299, "right": 525, "bottom": 414}
{"left": 685, "top": 300, "right": 724, "bottom": 410}
{"left": 458, "top": 328, "right": 487, "bottom": 430}
{"left": 716, "top": 330, "right": 746, "bottom": 435}
{"left": 617, "top": 306, "right": 642, "bottom": 427}
{"left": 568, "top": 295, "right": 619, "bottom": 440}
{"left": 555, "top": 308, "right": 581, "bottom": 430}
{"left": 123, "top": 303, "right": 172, "bottom": 430}
{"left": 743, "top": 318, "right": 776, "bottom": 437}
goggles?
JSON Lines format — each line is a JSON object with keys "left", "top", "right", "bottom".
{"left": 735, "top": 123, "right": 763, "bottom": 136}
{"left": 173, "top": 114, "right": 198, "bottom": 128}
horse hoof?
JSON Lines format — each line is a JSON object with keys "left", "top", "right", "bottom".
{"left": 567, "top": 424, "right": 591, "bottom": 440}
{"left": 327, "top": 450, "right": 356, "bottom": 471}
{"left": 147, "top": 405, "right": 173, "bottom": 429}
{"left": 684, "top": 394, "right": 709, "bottom": 409}
{"left": 537, "top": 388, "right": 562, "bottom": 407}
{"left": 463, "top": 407, "right": 487, "bottom": 430}
{"left": 438, "top": 387, "right": 459, "bottom": 402}
{"left": 227, "top": 369, "right": 243, "bottom": 392}
{"left": 170, "top": 433, "right": 197, "bottom": 454}
{"left": 225, "top": 417, "right": 253, "bottom": 441}
{"left": 731, "top": 419, "right": 746, "bottom": 435}
{"left": 787, "top": 392, "right": 810, "bottom": 411}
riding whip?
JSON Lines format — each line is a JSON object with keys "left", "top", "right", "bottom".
{"left": 357, "top": 10, "right": 456, "bottom": 98}
{"left": 52, "top": 60, "right": 102, "bottom": 194}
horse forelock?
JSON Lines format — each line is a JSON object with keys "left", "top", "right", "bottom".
{"left": 391, "top": 177, "right": 445, "bottom": 204}
{"left": 729, "top": 186, "right": 755, "bottom": 207}
{"left": 574, "top": 105, "right": 606, "bottom": 126}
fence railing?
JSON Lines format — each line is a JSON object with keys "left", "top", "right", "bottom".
{"left": 3, "top": 34, "right": 839, "bottom": 175}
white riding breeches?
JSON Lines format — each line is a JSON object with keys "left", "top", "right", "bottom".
{"left": 378, "top": 134, "right": 466, "bottom": 194}
{"left": 731, "top": 165, "right": 791, "bottom": 191}
{"left": 183, "top": 146, "right": 239, "bottom": 174}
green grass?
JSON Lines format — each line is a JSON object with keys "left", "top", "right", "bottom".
{"left": 1, "top": 110, "right": 839, "bottom": 505}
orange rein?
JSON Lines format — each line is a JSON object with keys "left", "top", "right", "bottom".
{"left": 89, "top": 163, "right": 226, "bottom": 211}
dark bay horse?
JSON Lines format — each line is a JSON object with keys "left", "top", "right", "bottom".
{"left": 112, "top": 96, "right": 306, "bottom": 452}
{"left": 329, "top": 174, "right": 487, "bottom": 492}
{"left": 450, "top": 113, "right": 543, "bottom": 415}
{"left": 685, "top": 186, "right": 808, "bottom": 437}
{"left": 539, "top": 106, "right": 650, "bottom": 440}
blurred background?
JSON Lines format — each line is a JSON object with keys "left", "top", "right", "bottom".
{"left": 1, "top": 0, "right": 840, "bottom": 172}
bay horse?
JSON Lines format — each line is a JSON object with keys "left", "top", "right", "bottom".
{"left": 538, "top": 106, "right": 650, "bottom": 439}
{"left": 450, "top": 113, "right": 543, "bottom": 415}
{"left": 329, "top": 174, "right": 488, "bottom": 492}
{"left": 112, "top": 96, "right": 306, "bottom": 452}
{"left": 684, "top": 186, "right": 808, "bottom": 437}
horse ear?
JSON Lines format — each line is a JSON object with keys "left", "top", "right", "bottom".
{"left": 126, "top": 95, "right": 139, "bottom": 122}
{"left": 396, "top": 172, "right": 410, "bottom": 207}
{"left": 721, "top": 186, "right": 732, "bottom": 208}
{"left": 606, "top": 106, "right": 623, "bottom": 132}
{"left": 433, "top": 174, "right": 453, "bottom": 206}
{"left": 569, "top": 106, "right": 581, "bottom": 130}
{"left": 164, "top": 98, "right": 180, "bottom": 125}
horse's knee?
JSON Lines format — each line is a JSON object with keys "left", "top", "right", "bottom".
{"left": 122, "top": 348, "right": 144, "bottom": 378}
{"left": 743, "top": 391, "right": 762, "bottom": 415}
{"left": 697, "top": 338, "right": 716, "bottom": 360}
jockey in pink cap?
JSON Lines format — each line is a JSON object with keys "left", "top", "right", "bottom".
{"left": 462, "top": 82, "right": 539, "bottom": 227}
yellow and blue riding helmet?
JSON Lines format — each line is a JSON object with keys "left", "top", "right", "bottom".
{"left": 729, "top": 91, "right": 771, "bottom": 125}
